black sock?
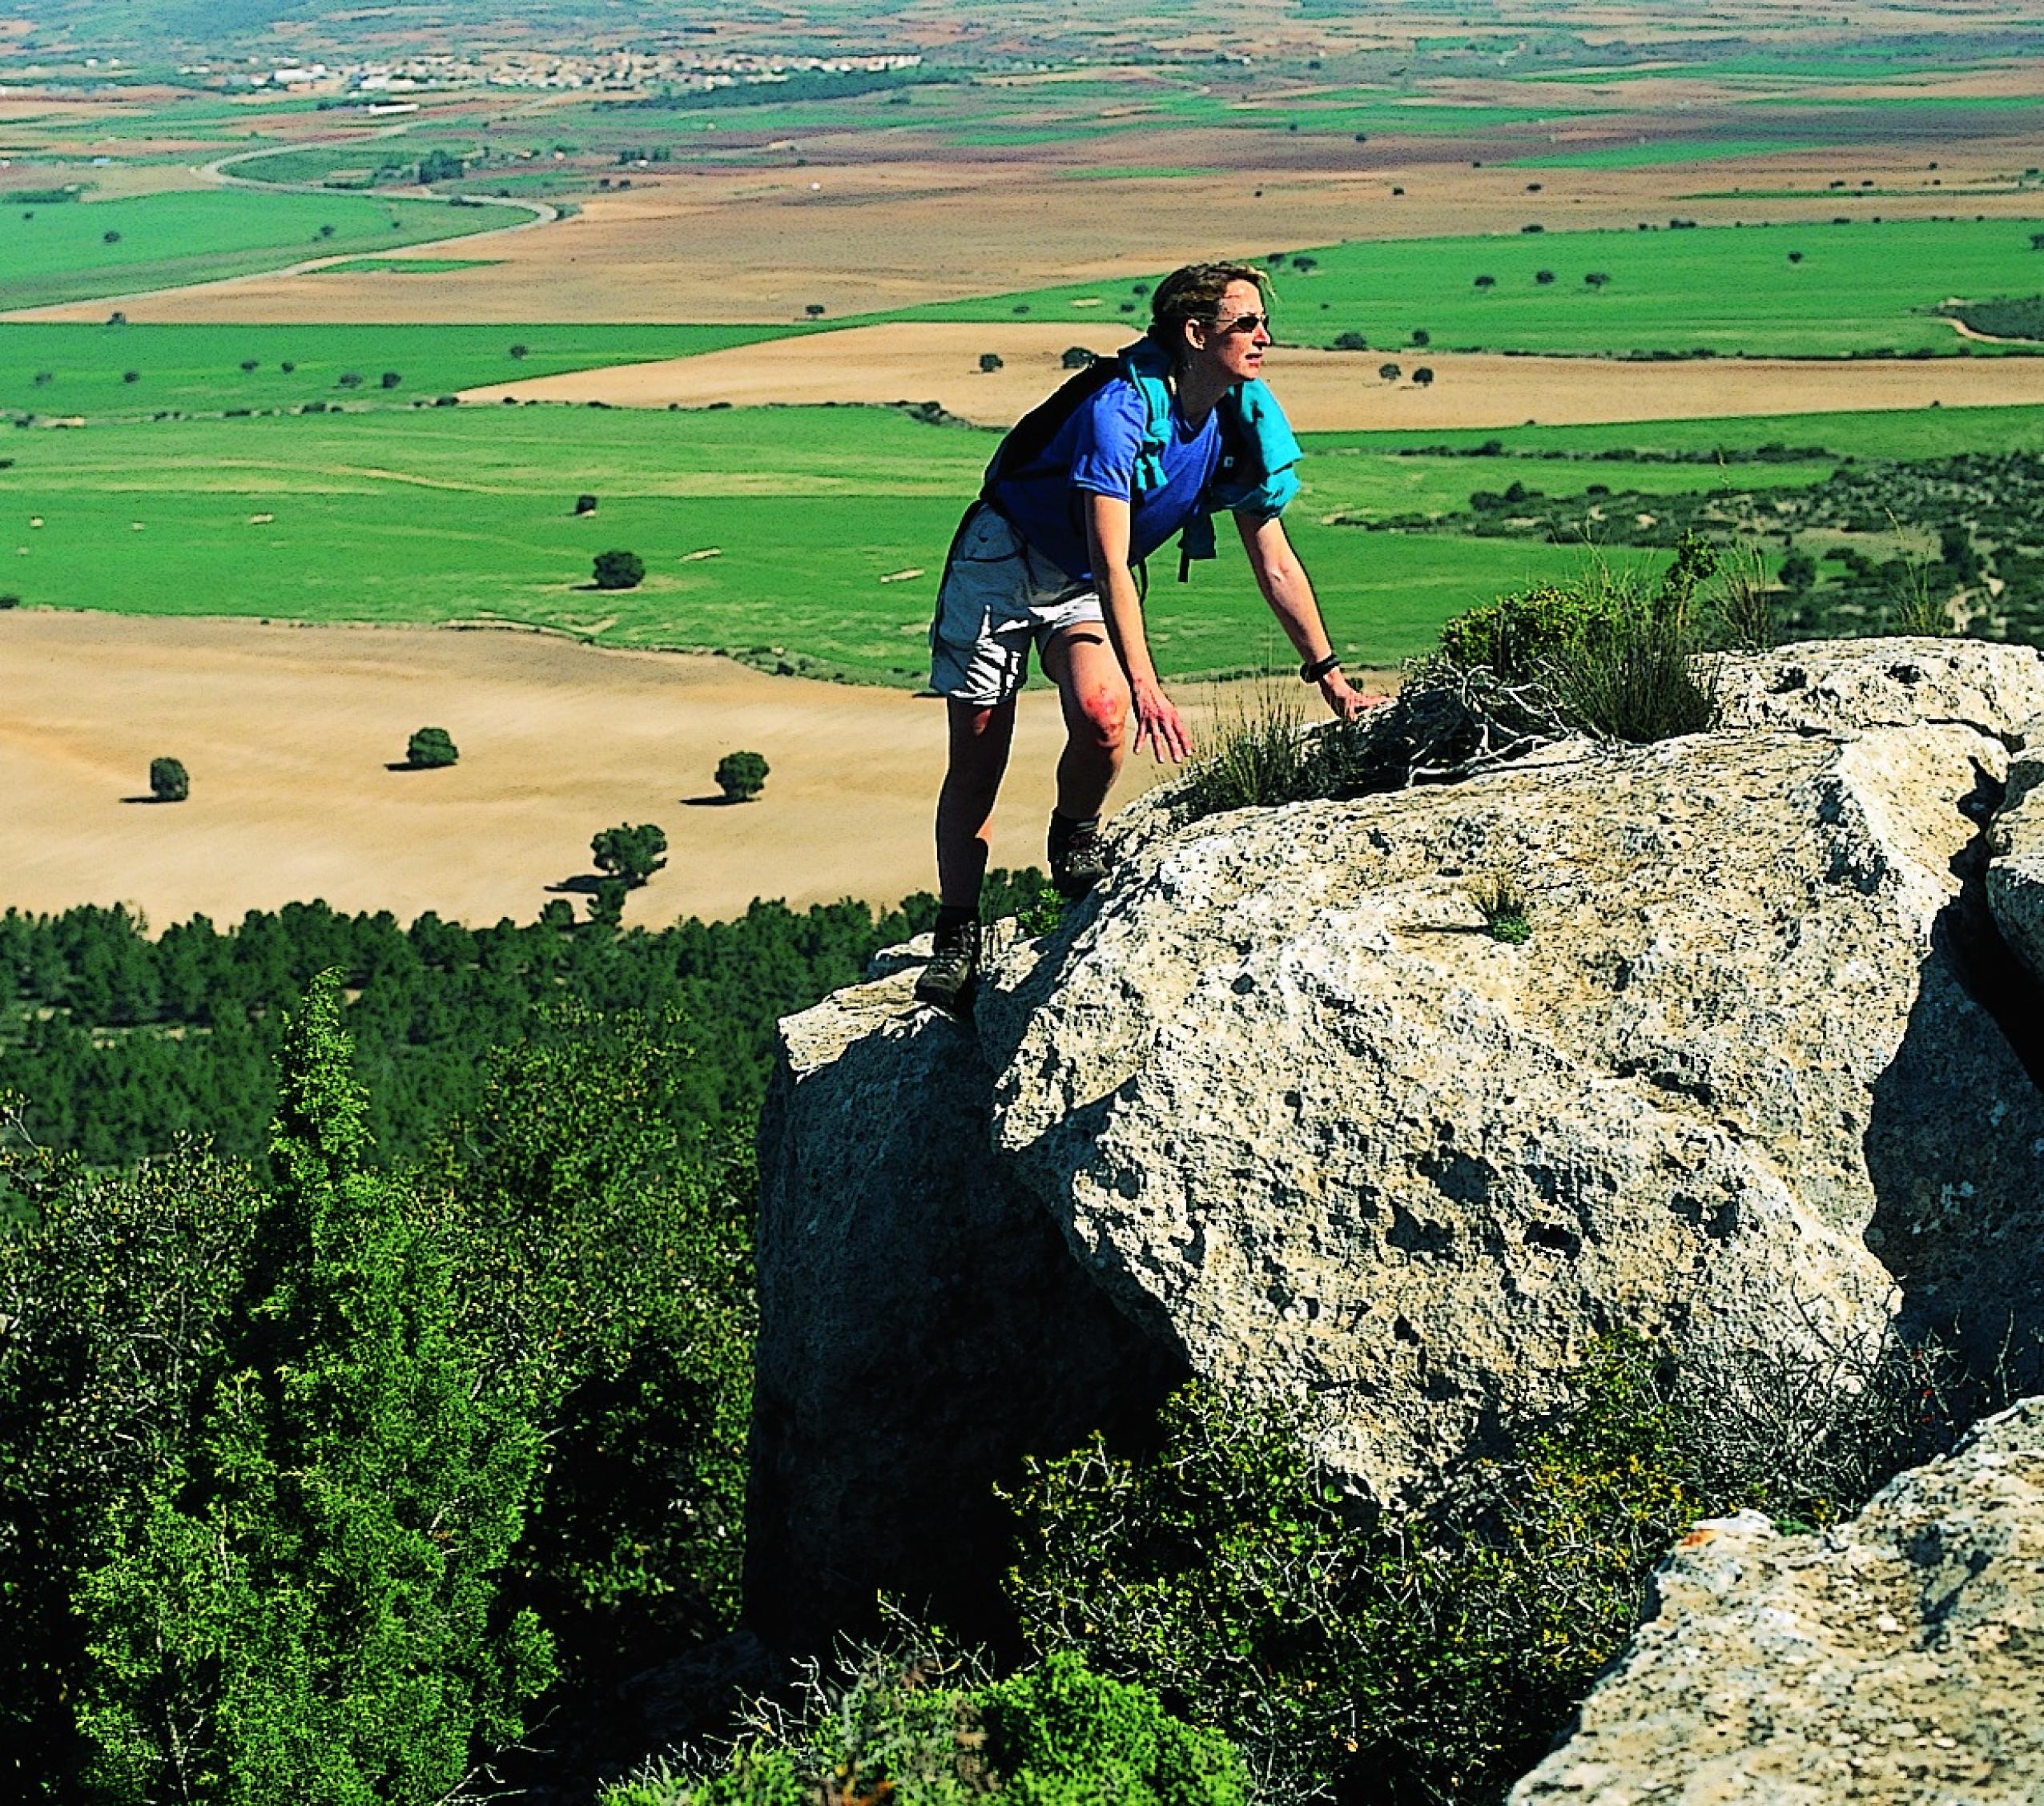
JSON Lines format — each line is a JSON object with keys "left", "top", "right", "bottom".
{"left": 935, "top": 903, "right": 978, "bottom": 935}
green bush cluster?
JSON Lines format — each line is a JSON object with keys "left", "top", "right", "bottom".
{"left": 605, "top": 1647, "right": 1245, "bottom": 1806}
{"left": 0, "top": 983, "right": 755, "bottom": 1800}
{"left": 405, "top": 724, "right": 458, "bottom": 768}
{"left": 1000, "top": 1328, "right": 1973, "bottom": 1806}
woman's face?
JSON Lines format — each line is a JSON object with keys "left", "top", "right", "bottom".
{"left": 1187, "top": 279, "right": 1271, "bottom": 384}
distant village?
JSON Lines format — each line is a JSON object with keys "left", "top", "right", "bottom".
{"left": 0, "top": 46, "right": 923, "bottom": 97}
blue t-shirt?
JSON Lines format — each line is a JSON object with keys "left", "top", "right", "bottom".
{"left": 985, "top": 377, "right": 1222, "bottom": 585}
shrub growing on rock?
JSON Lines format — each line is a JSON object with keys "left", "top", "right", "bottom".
{"left": 406, "top": 725, "right": 459, "bottom": 768}
{"left": 601, "top": 1635, "right": 1245, "bottom": 1806}
{"left": 1002, "top": 1325, "right": 1980, "bottom": 1805}
{"left": 147, "top": 756, "right": 188, "bottom": 802}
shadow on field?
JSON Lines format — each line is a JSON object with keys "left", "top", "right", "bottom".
{"left": 119, "top": 794, "right": 177, "bottom": 806}
{"left": 545, "top": 873, "right": 604, "bottom": 895}
{"left": 681, "top": 793, "right": 738, "bottom": 807}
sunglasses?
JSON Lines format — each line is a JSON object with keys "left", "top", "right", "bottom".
{"left": 1209, "top": 310, "right": 1269, "bottom": 336}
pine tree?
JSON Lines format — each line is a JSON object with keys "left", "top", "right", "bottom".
{"left": 73, "top": 973, "right": 552, "bottom": 1804}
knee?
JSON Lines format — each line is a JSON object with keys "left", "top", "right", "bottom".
{"left": 1074, "top": 683, "right": 1128, "bottom": 754}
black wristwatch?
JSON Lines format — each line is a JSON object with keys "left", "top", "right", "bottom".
{"left": 1300, "top": 652, "right": 1342, "bottom": 684}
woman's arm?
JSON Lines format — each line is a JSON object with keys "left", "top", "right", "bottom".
{"left": 1085, "top": 491, "right": 1194, "bottom": 762}
{"left": 1235, "top": 511, "right": 1381, "bottom": 721}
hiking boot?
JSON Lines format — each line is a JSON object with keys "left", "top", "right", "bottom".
{"left": 1048, "top": 811, "right": 1110, "bottom": 900}
{"left": 913, "top": 919, "right": 980, "bottom": 1016}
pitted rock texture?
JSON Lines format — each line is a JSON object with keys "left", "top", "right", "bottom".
{"left": 1714, "top": 637, "right": 2044, "bottom": 741}
{"left": 1508, "top": 1397, "right": 2044, "bottom": 1804}
{"left": 1987, "top": 712, "right": 2044, "bottom": 987}
{"left": 992, "top": 722, "right": 2044, "bottom": 1499}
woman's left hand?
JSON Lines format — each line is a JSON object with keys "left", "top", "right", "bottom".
{"left": 1318, "top": 670, "right": 1387, "bottom": 722}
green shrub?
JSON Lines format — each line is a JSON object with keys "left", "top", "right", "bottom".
{"left": 147, "top": 755, "right": 188, "bottom": 802}
{"left": 1467, "top": 872, "right": 1531, "bottom": 944}
{"left": 1002, "top": 1326, "right": 1975, "bottom": 1805}
{"left": 594, "top": 548, "right": 647, "bottom": 590}
{"left": 405, "top": 724, "right": 459, "bottom": 768}
{"left": 1173, "top": 684, "right": 1308, "bottom": 819}
{"left": 593, "top": 821, "right": 668, "bottom": 887}
{"left": 714, "top": 750, "right": 770, "bottom": 803}
{"left": 602, "top": 1638, "right": 1245, "bottom": 1806}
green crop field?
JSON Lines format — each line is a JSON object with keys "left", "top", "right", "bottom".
{"left": 0, "top": 402, "right": 1622, "bottom": 682}
{"left": 312, "top": 258, "right": 503, "bottom": 275}
{"left": 0, "top": 323, "right": 803, "bottom": 417}
{"left": 1503, "top": 139, "right": 1833, "bottom": 169}
{"left": 892, "top": 218, "right": 2044, "bottom": 357}
{"left": 0, "top": 187, "right": 530, "bottom": 312}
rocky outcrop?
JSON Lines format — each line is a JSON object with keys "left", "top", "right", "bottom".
{"left": 750, "top": 639, "right": 2044, "bottom": 1639}
{"left": 746, "top": 944, "right": 1181, "bottom": 1651}
{"left": 1986, "top": 714, "right": 2044, "bottom": 985}
{"left": 1509, "top": 1396, "right": 2044, "bottom": 1804}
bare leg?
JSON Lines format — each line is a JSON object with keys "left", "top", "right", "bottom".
{"left": 1042, "top": 621, "right": 1132, "bottom": 822}
{"left": 935, "top": 696, "right": 1017, "bottom": 912}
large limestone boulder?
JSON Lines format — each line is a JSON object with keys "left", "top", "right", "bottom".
{"left": 750, "top": 640, "right": 2044, "bottom": 1636}
{"left": 990, "top": 721, "right": 2044, "bottom": 1500}
{"left": 1509, "top": 1397, "right": 2044, "bottom": 1804}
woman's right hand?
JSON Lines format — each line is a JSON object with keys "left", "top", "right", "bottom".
{"left": 1132, "top": 678, "right": 1195, "bottom": 764}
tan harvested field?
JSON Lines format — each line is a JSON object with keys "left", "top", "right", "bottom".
{"left": 22, "top": 127, "right": 2044, "bottom": 326}
{"left": 0, "top": 612, "right": 1321, "bottom": 931}
{"left": 459, "top": 319, "right": 2044, "bottom": 431}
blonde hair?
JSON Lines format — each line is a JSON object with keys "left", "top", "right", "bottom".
{"left": 1148, "top": 262, "right": 1273, "bottom": 361}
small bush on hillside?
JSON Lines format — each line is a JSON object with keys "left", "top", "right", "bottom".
{"left": 147, "top": 756, "right": 188, "bottom": 802}
{"left": 1174, "top": 685, "right": 1307, "bottom": 819}
{"left": 1332, "top": 331, "right": 1369, "bottom": 351}
{"left": 405, "top": 725, "right": 459, "bottom": 768}
{"left": 1468, "top": 871, "right": 1531, "bottom": 943}
{"left": 714, "top": 750, "right": 770, "bottom": 803}
{"left": 574, "top": 492, "right": 599, "bottom": 515}
{"left": 593, "top": 822, "right": 668, "bottom": 887}
{"left": 380, "top": 369, "right": 402, "bottom": 389}
{"left": 593, "top": 548, "right": 646, "bottom": 590}
{"left": 1062, "top": 345, "right": 1100, "bottom": 369}
{"left": 980, "top": 352, "right": 1004, "bottom": 373}
{"left": 1003, "top": 1323, "right": 1981, "bottom": 1805}
{"left": 602, "top": 1632, "right": 1245, "bottom": 1806}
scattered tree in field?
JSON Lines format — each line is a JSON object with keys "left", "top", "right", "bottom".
{"left": 804, "top": 303, "right": 827, "bottom": 319}
{"left": 1291, "top": 255, "right": 1318, "bottom": 273}
{"left": 1473, "top": 274, "right": 1496, "bottom": 289}
{"left": 32, "top": 371, "right": 52, "bottom": 387}
{"left": 1410, "top": 328, "right": 1430, "bottom": 346}
{"left": 1788, "top": 251, "right": 1805, "bottom": 264}
{"left": 239, "top": 359, "right": 260, "bottom": 372}
{"left": 1780, "top": 551, "right": 1817, "bottom": 593}
{"left": 1378, "top": 361, "right": 1402, "bottom": 381}
{"left": 0, "top": 593, "right": 21, "bottom": 609}
{"left": 1585, "top": 272, "right": 1611, "bottom": 288}
{"left": 714, "top": 750, "right": 770, "bottom": 803}
{"left": 1412, "top": 366, "right": 1435, "bottom": 387}
{"left": 592, "top": 549, "right": 645, "bottom": 591}
{"left": 1331, "top": 331, "right": 1368, "bottom": 351}
{"left": 280, "top": 360, "right": 296, "bottom": 373}
{"left": 1061, "top": 346, "right": 1099, "bottom": 369}
{"left": 379, "top": 371, "right": 401, "bottom": 389}
{"left": 122, "top": 370, "right": 139, "bottom": 384}
{"left": 1535, "top": 269, "right": 1556, "bottom": 284}
{"left": 591, "top": 822, "right": 667, "bottom": 888}
{"left": 405, "top": 726, "right": 459, "bottom": 769}
{"left": 107, "top": 310, "right": 125, "bottom": 325}
{"left": 102, "top": 230, "right": 120, "bottom": 244}
{"left": 336, "top": 371, "right": 364, "bottom": 389}
{"left": 2030, "top": 231, "right": 2044, "bottom": 251}
{"left": 318, "top": 223, "right": 336, "bottom": 239}
{"left": 508, "top": 343, "right": 529, "bottom": 360}
{"left": 979, "top": 352, "right": 1004, "bottom": 373}
{"left": 573, "top": 493, "right": 598, "bottom": 515}
{"left": 417, "top": 148, "right": 467, "bottom": 184}
{"left": 149, "top": 757, "right": 188, "bottom": 803}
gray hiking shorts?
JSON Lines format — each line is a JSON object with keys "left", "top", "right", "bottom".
{"left": 928, "top": 503, "right": 1105, "bottom": 708}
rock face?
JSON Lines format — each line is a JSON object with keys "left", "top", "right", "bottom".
{"left": 746, "top": 947, "right": 1181, "bottom": 1651}
{"left": 1987, "top": 714, "right": 2044, "bottom": 985}
{"left": 1509, "top": 1396, "right": 2044, "bottom": 1804}
{"left": 750, "top": 639, "right": 2044, "bottom": 1638}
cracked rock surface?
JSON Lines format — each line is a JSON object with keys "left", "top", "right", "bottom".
{"left": 1509, "top": 1397, "right": 2044, "bottom": 1805}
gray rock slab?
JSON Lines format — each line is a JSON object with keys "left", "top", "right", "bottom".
{"left": 1509, "top": 1398, "right": 2044, "bottom": 1804}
